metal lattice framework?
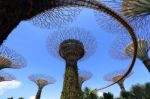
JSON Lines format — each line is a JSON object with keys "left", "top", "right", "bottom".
{"left": 28, "top": 74, "right": 56, "bottom": 88}
{"left": 110, "top": 31, "right": 150, "bottom": 60}
{"left": 47, "top": 27, "right": 97, "bottom": 99}
{"left": 104, "top": 69, "right": 132, "bottom": 83}
{"left": 0, "top": 71, "right": 16, "bottom": 82}
{"left": 0, "top": 0, "right": 138, "bottom": 89}
{"left": 95, "top": 0, "right": 150, "bottom": 33}
{"left": 29, "top": 7, "right": 81, "bottom": 29}
{"left": 47, "top": 27, "right": 97, "bottom": 61}
{"left": 103, "top": 69, "right": 132, "bottom": 92}
{"left": 0, "top": 45, "right": 26, "bottom": 70}
{"left": 78, "top": 70, "right": 92, "bottom": 87}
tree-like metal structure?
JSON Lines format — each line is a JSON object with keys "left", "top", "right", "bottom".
{"left": 47, "top": 27, "right": 97, "bottom": 99}
{"left": 0, "top": 71, "right": 16, "bottom": 82}
{"left": 104, "top": 70, "right": 132, "bottom": 92}
{"left": 28, "top": 74, "right": 56, "bottom": 99}
{"left": 0, "top": 0, "right": 138, "bottom": 90}
{"left": 95, "top": 0, "right": 150, "bottom": 32}
{"left": 29, "top": 7, "right": 80, "bottom": 29}
{"left": 0, "top": 45, "right": 26, "bottom": 70}
{"left": 78, "top": 70, "right": 92, "bottom": 89}
{"left": 110, "top": 31, "right": 150, "bottom": 72}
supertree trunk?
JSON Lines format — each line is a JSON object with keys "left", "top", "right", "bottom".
{"left": 118, "top": 82, "right": 126, "bottom": 92}
{"left": 35, "top": 87, "right": 43, "bottom": 99}
{"left": 61, "top": 60, "right": 82, "bottom": 99}
{"left": 143, "top": 59, "right": 150, "bottom": 73}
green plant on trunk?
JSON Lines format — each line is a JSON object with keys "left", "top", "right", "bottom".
{"left": 47, "top": 28, "right": 97, "bottom": 99}
{"left": 29, "top": 74, "right": 56, "bottom": 99}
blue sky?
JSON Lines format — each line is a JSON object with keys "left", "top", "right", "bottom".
{"left": 1, "top": 8, "right": 150, "bottom": 99}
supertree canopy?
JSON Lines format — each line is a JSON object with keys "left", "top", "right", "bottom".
{"left": 28, "top": 74, "right": 56, "bottom": 99}
{"left": 0, "top": 0, "right": 138, "bottom": 89}
{"left": 110, "top": 31, "right": 150, "bottom": 72}
{"left": 0, "top": 71, "right": 16, "bottom": 82}
{"left": 47, "top": 27, "right": 97, "bottom": 99}
{"left": 0, "top": 0, "right": 137, "bottom": 56}
{"left": 104, "top": 70, "right": 132, "bottom": 92}
{"left": 29, "top": 7, "right": 80, "bottom": 29}
{"left": 95, "top": 0, "right": 150, "bottom": 32}
{"left": 78, "top": 70, "right": 93, "bottom": 88}
{"left": 0, "top": 45, "right": 26, "bottom": 70}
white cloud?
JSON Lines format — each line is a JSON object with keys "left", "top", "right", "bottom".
{"left": 29, "top": 96, "right": 35, "bottom": 99}
{"left": 0, "top": 80, "right": 21, "bottom": 95}
{"left": 97, "top": 91, "right": 103, "bottom": 97}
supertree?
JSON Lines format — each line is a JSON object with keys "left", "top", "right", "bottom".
{"left": 95, "top": 0, "right": 150, "bottom": 32}
{"left": 120, "top": 0, "right": 150, "bottom": 31}
{"left": 0, "top": 0, "right": 138, "bottom": 90}
{"left": 0, "top": 45, "right": 26, "bottom": 70}
{"left": 78, "top": 70, "right": 92, "bottom": 89}
{"left": 28, "top": 74, "right": 56, "bottom": 99}
{"left": 29, "top": 7, "right": 80, "bottom": 29}
{"left": 110, "top": 31, "right": 150, "bottom": 73}
{"left": 47, "top": 27, "right": 97, "bottom": 99}
{"left": 0, "top": 0, "right": 137, "bottom": 55}
{"left": 0, "top": 71, "right": 16, "bottom": 82}
{"left": 104, "top": 70, "right": 132, "bottom": 92}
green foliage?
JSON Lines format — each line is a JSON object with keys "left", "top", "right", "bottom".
{"left": 130, "top": 83, "right": 150, "bottom": 99}
{"left": 120, "top": 91, "right": 135, "bottom": 99}
{"left": 119, "top": 83, "right": 150, "bottom": 99}
{"left": 103, "top": 92, "right": 113, "bottom": 99}
{"left": 18, "top": 97, "right": 24, "bottom": 99}
{"left": 82, "top": 82, "right": 150, "bottom": 99}
{"left": 82, "top": 87, "right": 100, "bottom": 99}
